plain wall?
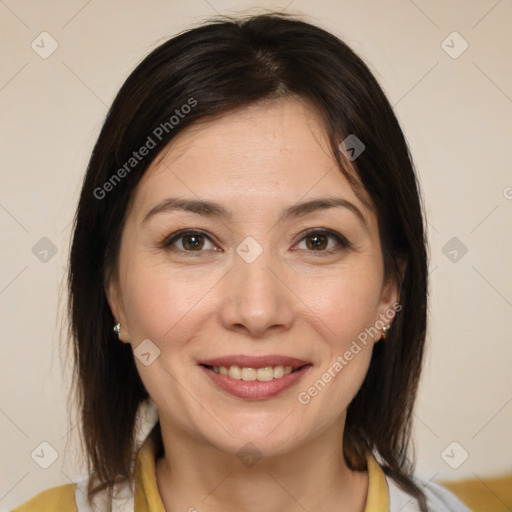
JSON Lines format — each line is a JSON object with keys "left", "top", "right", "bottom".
{"left": 1, "top": 0, "right": 511, "bottom": 509}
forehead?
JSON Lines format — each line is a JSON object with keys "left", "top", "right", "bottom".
{"left": 131, "top": 97, "right": 370, "bottom": 217}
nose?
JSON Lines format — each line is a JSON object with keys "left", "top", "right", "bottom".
{"left": 218, "top": 250, "right": 295, "bottom": 339}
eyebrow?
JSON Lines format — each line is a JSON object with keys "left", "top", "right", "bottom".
{"left": 142, "top": 196, "right": 367, "bottom": 229}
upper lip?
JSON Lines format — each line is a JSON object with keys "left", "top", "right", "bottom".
{"left": 199, "top": 354, "right": 312, "bottom": 369}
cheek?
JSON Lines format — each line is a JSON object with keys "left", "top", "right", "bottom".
{"left": 297, "top": 265, "right": 383, "bottom": 345}
{"left": 119, "top": 258, "right": 211, "bottom": 417}
{"left": 296, "top": 265, "right": 382, "bottom": 415}
{"left": 120, "top": 253, "right": 220, "bottom": 342}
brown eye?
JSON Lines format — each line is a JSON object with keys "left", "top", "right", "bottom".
{"left": 163, "top": 230, "right": 217, "bottom": 253}
{"left": 295, "top": 229, "right": 349, "bottom": 253}
{"left": 305, "top": 233, "right": 328, "bottom": 251}
{"left": 181, "top": 233, "right": 205, "bottom": 250}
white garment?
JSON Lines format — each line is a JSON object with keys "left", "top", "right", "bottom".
{"left": 386, "top": 475, "right": 472, "bottom": 512}
{"left": 75, "top": 474, "right": 472, "bottom": 512}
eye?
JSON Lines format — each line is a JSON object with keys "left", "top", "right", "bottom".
{"left": 293, "top": 229, "right": 349, "bottom": 253}
{"left": 161, "top": 228, "right": 349, "bottom": 255}
{"left": 163, "top": 229, "right": 217, "bottom": 253}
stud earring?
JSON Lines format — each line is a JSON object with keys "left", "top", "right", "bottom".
{"left": 113, "top": 323, "right": 121, "bottom": 338}
{"left": 381, "top": 325, "right": 391, "bottom": 339}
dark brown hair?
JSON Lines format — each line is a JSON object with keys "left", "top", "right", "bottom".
{"left": 68, "top": 12, "right": 428, "bottom": 510}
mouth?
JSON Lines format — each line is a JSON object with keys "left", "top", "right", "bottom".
{"left": 199, "top": 363, "right": 310, "bottom": 380}
{"left": 198, "top": 356, "right": 313, "bottom": 400}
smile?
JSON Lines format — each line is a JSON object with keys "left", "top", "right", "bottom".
{"left": 203, "top": 364, "right": 306, "bottom": 381}
{"left": 199, "top": 363, "right": 313, "bottom": 400}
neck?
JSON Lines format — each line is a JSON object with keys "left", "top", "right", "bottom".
{"left": 155, "top": 416, "right": 368, "bottom": 512}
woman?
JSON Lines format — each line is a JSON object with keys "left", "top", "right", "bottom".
{"left": 13, "top": 13, "right": 471, "bottom": 512}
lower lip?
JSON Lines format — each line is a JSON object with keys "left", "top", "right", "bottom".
{"left": 200, "top": 365, "right": 312, "bottom": 400}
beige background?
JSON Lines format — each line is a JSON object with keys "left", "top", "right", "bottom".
{"left": 1, "top": 0, "right": 511, "bottom": 509}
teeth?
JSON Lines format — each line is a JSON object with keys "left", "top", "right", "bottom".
{"left": 228, "top": 366, "right": 241, "bottom": 379}
{"left": 213, "top": 364, "right": 296, "bottom": 381}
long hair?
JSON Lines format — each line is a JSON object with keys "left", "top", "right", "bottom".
{"left": 68, "top": 12, "right": 428, "bottom": 510}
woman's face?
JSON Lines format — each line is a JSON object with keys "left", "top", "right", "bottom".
{"left": 107, "top": 98, "right": 399, "bottom": 457}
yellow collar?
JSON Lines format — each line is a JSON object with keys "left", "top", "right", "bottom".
{"left": 365, "top": 453, "right": 389, "bottom": 511}
{"left": 134, "top": 434, "right": 389, "bottom": 511}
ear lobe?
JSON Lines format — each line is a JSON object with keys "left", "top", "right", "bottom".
{"left": 375, "top": 259, "right": 407, "bottom": 340}
{"left": 105, "top": 278, "right": 130, "bottom": 343}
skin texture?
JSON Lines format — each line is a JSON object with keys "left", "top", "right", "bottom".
{"left": 107, "top": 97, "right": 399, "bottom": 512}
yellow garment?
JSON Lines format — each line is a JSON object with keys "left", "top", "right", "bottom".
{"left": 11, "top": 482, "right": 77, "bottom": 512}
{"left": 13, "top": 434, "right": 388, "bottom": 512}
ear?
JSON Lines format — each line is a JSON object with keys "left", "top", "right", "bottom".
{"left": 374, "top": 259, "right": 406, "bottom": 342}
{"left": 105, "top": 275, "right": 132, "bottom": 344}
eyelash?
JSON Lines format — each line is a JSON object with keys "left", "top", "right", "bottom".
{"left": 160, "top": 228, "right": 351, "bottom": 256}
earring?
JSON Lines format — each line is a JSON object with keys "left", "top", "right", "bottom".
{"left": 381, "top": 325, "right": 391, "bottom": 339}
{"left": 113, "top": 323, "right": 121, "bottom": 338}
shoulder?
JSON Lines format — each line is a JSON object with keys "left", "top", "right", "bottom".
{"left": 386, "top": 474, "right": 473, "bottom": 512}
{"left": 11, "top": 483, "right": 77, "bottom": 512}
{"left": 422, "top": 481, "right": 473, "bottom": 512}
{"left": 11, "top": 477, "right": 134, "bottom": 512}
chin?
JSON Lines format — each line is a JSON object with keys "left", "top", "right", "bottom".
{"left": 203, "top": 419, "right": 306, "bottom": 459}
